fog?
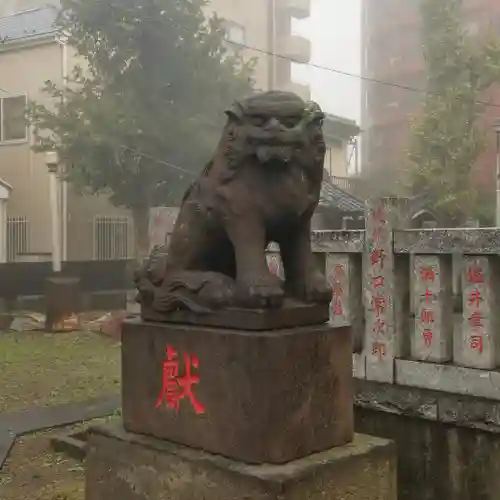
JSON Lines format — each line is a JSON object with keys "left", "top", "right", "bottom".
{"left": 295, "top": 0, "right": 361, "bottom": 123}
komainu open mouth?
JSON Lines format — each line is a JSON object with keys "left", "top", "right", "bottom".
{"left": 256, "top": 145, "right": 294, "bottom": 164}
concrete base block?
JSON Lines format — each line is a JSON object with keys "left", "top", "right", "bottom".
{"left": 85, "top": 423, "right": 397, "bottom": 500}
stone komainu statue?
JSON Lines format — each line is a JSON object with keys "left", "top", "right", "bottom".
{"left": 135, "top": 90, "right": 332, "bottom": 315}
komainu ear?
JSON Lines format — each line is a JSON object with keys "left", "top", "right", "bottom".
{"left": 224, "top": 102, "right": 244, "bottom": 122}
{"left": 304, "top": 101, "right": 325, "bottom": 124}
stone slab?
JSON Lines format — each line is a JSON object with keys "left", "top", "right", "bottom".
{"left": 354, "top": 379, "right": 500, "bottom": 433}
{"left": 310, "top": 229, "right": 366, "bottom": 253}
{"left": 50, "top": 434, "right": 87, "bottom": 461}
{"left": 0, "top": 394, "right": 121, "bottom": 470}
{"left": 121, "top": 319, "right": 353, "bottom": 464}
{"left": 0, "top": 429, "right": 15, "bottom": 470}
{"left": 395, "top": 359, "right": 500, "bottom": 401}
{"left": 4, "top": 395, "right": 121, "bottom": 436}
{"left": 141, "top": 300, "right": 329, "bottom": 330}
{"left": 85, "top": 423, "right": 396, "bottom": 500}
{"left": 393, "top": 228, "right": 500, "bottom": 255}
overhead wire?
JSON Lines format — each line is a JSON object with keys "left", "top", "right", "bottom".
{"left": 80, "top": 12, "right": 500, "bottom": 173}
{"left": 120, "top": 10, "right": 500, "bottom": 109}
{"left": 2, "top": 8, "right": 498, "bottom": 174}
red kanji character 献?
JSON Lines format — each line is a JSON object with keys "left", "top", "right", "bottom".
{"left": 423, "top": 329, "right": 433, "bottom": 348}
{"left": 372, "top": 318, "right": 386, "bottom": 335}
{"left": 372, "top": 275, "right": 385, "bottom": 289}
{"left": 468, "top": 289, "right": 482, "bottom": 308}
{"left": 372, "top": 342, "right": 386, "bottom": 358}
{"left": 469, "top": 310, "right": 483, "bottom": 328}
{"left": 467, "top": 266, "right": 484, "bottom": 284}
{"left": 420, "top": 309, "right": 435, "bottom": 325}
{"left": 155, "top": 346, "right": 205, "bottom": 415}
{"left": 331, "top": 296, "right": 343, "bottom": 316}
{"left": 470, "top": 335, "right": 483, "bottom": 353}
{"left": 419, "top": 267, "right": 436, "bottom": 282}
{"left": 371, "top": 295, "right": 386, "bottom": 317}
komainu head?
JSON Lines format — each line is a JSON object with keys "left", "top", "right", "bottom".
{"left": 223, "top": 90, "right": 326, "bottom": 170}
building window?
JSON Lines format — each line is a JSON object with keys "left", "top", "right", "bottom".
{"left": 222, "top": 20, "right": 246, "bottom": 47}
{"left": 93, "top": 216, "right": 131, "bottom": 260}
{"left": 7, "top": 216, "right": 29, "bottom": 262}
{"left": 0, "top": 95, "right": 27, "bottom": 142}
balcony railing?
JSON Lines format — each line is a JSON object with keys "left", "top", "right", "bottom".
{"left": 331, "top": 176, "right": 366, "bottom": 197}
{"left": 276, "top": 34, "right": 311, "bottom": 65}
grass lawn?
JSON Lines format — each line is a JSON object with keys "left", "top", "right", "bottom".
{"left": 0, "top": 331, "right": 121, "bottom": 500}
{"left": 0, "top": 331, "right": 121, "bottom": 412}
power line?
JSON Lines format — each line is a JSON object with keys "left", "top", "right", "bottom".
{"left": 1, "top": 10, "right": 499, "bottom": 109}
{"left": 119, "top": 145, "right": 196, "bottom": 177}
{"left": 128, "top": 10, "right": 500, "bottom": 109}
{"left": 226, "top": 39, "right": 500, "bottom": 109}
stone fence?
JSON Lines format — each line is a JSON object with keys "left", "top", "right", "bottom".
{"left": 266, "top": 197, "right": 500, "bottom": 400}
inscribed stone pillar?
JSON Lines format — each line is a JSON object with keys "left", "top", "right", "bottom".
{"left": 458, "top": 256, "right": 500, "bottom": 369}
{"left": 411, "top": 255, "right": 453, "bottom": 362}
{"left": 364, "top": 197, "right": 410, "bottom": 383}
{"left": 326, "top": 252, "right": 364, "bottom": 376}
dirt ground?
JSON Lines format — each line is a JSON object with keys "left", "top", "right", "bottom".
{"left": 0, "top": 331, "right": 122, "bottom": 499}
{"left": 1, "top": 429, "right": 85, "bottom": 500}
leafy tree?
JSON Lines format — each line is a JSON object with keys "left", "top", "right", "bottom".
{"left": 28, "top": 0, "right": 255, "bottom": 258}
{"left": 406, "top": 0, "right": 500, "bottom": 225}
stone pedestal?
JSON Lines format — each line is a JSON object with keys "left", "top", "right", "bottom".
{"left": 121, "top": 319, "right": 353, "bottom": 464}
{"left": 85, "top": 423, "right": 397, "bottom": 500}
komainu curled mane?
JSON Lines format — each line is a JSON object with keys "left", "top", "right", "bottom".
{"left": 135, "top": 90, "right": 332, "bottom": 315}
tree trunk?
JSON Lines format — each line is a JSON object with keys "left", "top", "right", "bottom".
{"left": 132, "top": 205, "right": 150, "bottom": 264}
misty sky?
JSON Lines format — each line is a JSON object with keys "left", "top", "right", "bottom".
{"left": 294, "top": 0, "right": 361, "bottom": 124}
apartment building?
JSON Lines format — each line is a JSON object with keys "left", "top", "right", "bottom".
{"left": 361, "top": 0, "right": 500, "bottom": 186}
{"left": 0, "top": 0, "right": 348, "bottom": 262}
{"left": 208, "top": 0, "right": 312, "bottom": 99}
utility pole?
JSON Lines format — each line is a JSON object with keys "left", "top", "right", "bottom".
{"left": 45, "top": 151, "right": 62, "bottom": 273}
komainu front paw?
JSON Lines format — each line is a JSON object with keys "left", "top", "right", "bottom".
{"left": 236, "top": 273, "right": 284, "bottom": 309}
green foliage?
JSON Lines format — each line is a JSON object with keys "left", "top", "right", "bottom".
{"left": 28, "top": 0, "right": 255, "bottom": 252}
{"left": 406, "top": 0, "right": 500, "bottom": 225}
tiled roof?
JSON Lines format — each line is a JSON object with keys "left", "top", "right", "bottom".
{"left": 0, "top": 6, "right": 58, "bottom": 43}
{"left": 319, "top": 178, "right": 365, "bottom": 213}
